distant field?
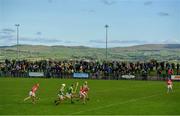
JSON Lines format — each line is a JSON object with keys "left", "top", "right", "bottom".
{"left": 0, "top": 78, "right": 180, "bottom": 115}
{"left": 1, "top": 44, "right": 180, "bottom": 61}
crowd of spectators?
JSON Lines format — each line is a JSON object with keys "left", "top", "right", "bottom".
{"left": 0, "top": 59, "right": 179, "bottom": 80}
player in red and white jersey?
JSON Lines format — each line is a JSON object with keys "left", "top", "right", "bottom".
{"left": 166, "top": 79, "right": 173, "bottom": 93}
{"left": 79, "top": 85, "right": 87, "bottom": 104}
{"left": 24, "top": 83, "right": 40, "bottom": 104}
{"left": 83, "top": 81, "right": 90, "bottom": 100}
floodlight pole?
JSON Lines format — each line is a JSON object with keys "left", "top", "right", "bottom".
{"left": 15, "top": 24, "right": 20, "bottom": 60}
{"left": 105, "top": 24, "right": 109, "bottom": 60}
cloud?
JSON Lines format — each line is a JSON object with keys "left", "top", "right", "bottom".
{"left": 64, "top": 40, "right": 75, "bottom": 43}
{"left": 88, "top": 40, "right": 149, "bottom": 48}
{"left": 101, "top": 0, "right": 117, "bottom": 6}
{"left": 48, "top": 0, "right": 53, "bottom": 3}
{"left": 89, "top": 40, "right": 147, "bottom": 44}
{"left": 0, "top": 31, "right": 16, "bottom": 46}
{"left": 89, "top": 40, "right": 105, "bottom": 43}
{"left": 158, "top": 12, "right": 169, "bottom": 16}
{"left": 109, "top": 40, "right": 146, "bottom": 44}
{"left": 0, "top": 28, "right": 15, "bottom": 35}
{"left": 161, "top": 39, "right": 180, "bottom": 44}
{"left": 144, "top": 1, "right": 152, "bottom": 6}
{"left": 36, "top": 32, "right": 42, "bottom": 35}
{"left": 0, "top": 35, "right": 14, "bottom": 39}
{"left": 0, "top": 28, "right": 16, "bottom": 42}
{"left": 1, "top": 28, "right": 15, "bottom": 33}
{"left": 20, "top": 37, "right": 62, "bottom": 43}
{"left": 0, "top": 35, "right": 64, "bottom": 46}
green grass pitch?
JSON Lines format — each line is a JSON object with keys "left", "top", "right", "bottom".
{"left": 0, "top": 78, "right": 180, "bottom": 115}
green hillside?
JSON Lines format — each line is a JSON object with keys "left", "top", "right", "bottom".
{"left": 0, "top": 44, "right": 180, "bottom": 61}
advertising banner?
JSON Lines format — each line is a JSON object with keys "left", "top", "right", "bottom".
{"left": 29, "top": 72, "right": 44, "bottom": 77}
{"left": 171, "top": 75, "right": 180, "bottom": 80}
{"left": 73, "top": 73, "right": 89, "bottom": 78}
{"left": 122, "top": 75, "right": 135, "bottom": 79}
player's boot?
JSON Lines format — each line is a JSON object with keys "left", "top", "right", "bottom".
{"left": 55, "top": 102, "right": 60, "bottom": 105}
{"left": 54, "top": 100, "right": 57, "bottom": 103}
{"left": 71, "top": 101, "right": 75, "bottom": 104}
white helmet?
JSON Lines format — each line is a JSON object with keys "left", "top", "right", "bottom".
{"left": 62, "top": 83, "right": 66, "bottom": 87}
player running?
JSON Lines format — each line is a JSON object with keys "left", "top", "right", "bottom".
{"left": 79, "top": 85, "right": 87, "bottom": 104}
{"left": 24, "top": 83, "right": 40, "bottom": 104}
{"left": 65, "top": 84, "right": 74, "bottom": 104}
{"left": 78, "top": 81, "right": 90, "bottom": 104}
{"left": 54, "top": 83, "right": 66, "bottom": 105}
{"left": 167, "top": 78, "right": 173, "bottom": 93}
{"left": 83, "top": 81, "right": 90, "bottom": 100}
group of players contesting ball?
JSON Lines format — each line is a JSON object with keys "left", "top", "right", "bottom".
{"left": 23, "top": 78, "right": 174, "bottom": 105}
{"left": 24, "top": 81, "right": 90, "bottom": 105}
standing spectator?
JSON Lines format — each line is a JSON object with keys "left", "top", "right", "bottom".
{"left": 168, "top": 68, "right": 174, "bottom": 79}
{"left": 177, "top": 63, "right": 179, "bottom": 75}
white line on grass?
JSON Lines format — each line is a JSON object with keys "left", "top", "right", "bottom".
{"left": 71, "top": 94, "right": 160, "bottom": 115}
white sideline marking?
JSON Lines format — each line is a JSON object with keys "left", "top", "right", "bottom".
{"left": 71, "top": 94, "right": 160, "bottom": 114}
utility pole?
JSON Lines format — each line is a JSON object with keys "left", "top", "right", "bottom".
{"left": 105, "top": 24, "right": 109, "bottom": 60}
{"left": 15, "top": 24, "right": 20, "bottom": 60}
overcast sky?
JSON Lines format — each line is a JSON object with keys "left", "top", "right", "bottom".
{"left": 0, "top": 0, "right": 180, "bottom": 47}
